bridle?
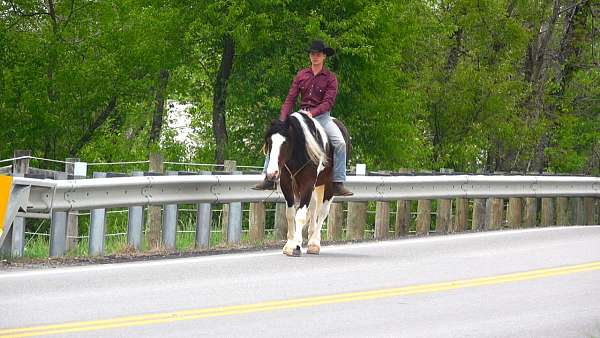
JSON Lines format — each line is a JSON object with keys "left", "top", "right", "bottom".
{"left": 283, "top": 160, "right": 312, "bottom": 197}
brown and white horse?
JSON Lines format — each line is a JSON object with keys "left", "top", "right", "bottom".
{"left": 263, "top": 112, "right": 351, "bottom": 256}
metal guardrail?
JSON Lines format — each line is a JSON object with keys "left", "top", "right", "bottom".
{"left": 12, "top": 174, "right": 600, "bottom": 212}
{"left": 1, "top": 174, "right": 599, "bottom": 257}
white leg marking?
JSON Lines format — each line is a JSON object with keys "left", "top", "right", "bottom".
{"left": 294, "top": 206, "right": 308, "bottom": 247}
{"left": 308, "top": 186, "right": 325, "bottom": 246}
{"left": 307, "top": 190, "right": 319, "bottom": 242}
{"left": 284, "top": 206, "right": 296, "bottom": 249}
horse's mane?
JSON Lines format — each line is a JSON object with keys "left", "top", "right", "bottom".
{"left": 263, "top": 113, "right": 327, "bottom": 167}
{"left": 289, "top": 112, "right": 327, "bottom": 166}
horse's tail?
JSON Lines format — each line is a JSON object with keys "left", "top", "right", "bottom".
{"left": 332, "top": 118, "right": 352, "bottom": 165}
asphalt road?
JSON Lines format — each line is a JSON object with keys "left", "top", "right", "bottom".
{"left": 1, "top": 226, "right": 600, "bottom": 338}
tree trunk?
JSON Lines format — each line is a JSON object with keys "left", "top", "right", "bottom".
{"left": 69, "top": 96, "right": 117, "bottom": 156}
{"left": 212, "top": 36, "right": 235, "bottom": 164}
{"left": 524, "top": 0, "right": 561, "bottom": 172}
{"left": 149, "top": 69, "right": 170, "bottom": 146}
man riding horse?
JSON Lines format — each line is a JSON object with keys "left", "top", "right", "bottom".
{"left": 253, "top": 39, "right": 353, "bottom": 197}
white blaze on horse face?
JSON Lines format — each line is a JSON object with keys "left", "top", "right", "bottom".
{"left": 266, "top": 133, "right": 286, "bottom": 177}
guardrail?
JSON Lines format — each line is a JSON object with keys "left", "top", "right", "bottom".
{"left": 1, "top": 173, "right": 599, "bottom": 259}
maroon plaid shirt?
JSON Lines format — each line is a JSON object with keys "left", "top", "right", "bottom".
{"left": 279, "top": 67, "right": 338, "bottom": 121}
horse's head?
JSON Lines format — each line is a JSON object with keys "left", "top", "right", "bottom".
{"left": 264, "top": 119, "right": 291, "bottom": 180}
{"left": 263, "top": 113, "right": 328, "bottom": 181}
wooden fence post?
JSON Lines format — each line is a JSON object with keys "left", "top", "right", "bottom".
{"left": 541, "top": 198, "right": 555, "bottom": 227}
{"left": 347, "top": 164, "right": 367, "bottom": 240}
{"left": 65, "top": 158, "right": 80, "bottom": 251}
{"left": 249, "top": 201, "right": 266, "bottom": 242}
{"left": 570, "top": 197, "right": 585, "bottom": 225}
{"left": 416, "top": 199, "right": 431, "bottom": 236}
{"left": 147, "top": 152, "right": 164, "bottom": 249}
{"left": 507, "top": 197, "right": 523, "bottom": 228}
{"left": 523, "top": 198, "right": 537, "bottom": 228}
{"left": 471, "top": 199, "right": 486, "bottom": 231}
{"left": 327, "top": 202, "right": 344, "bottom": 241}
{"left": 375, "top": 201, "right": 389, "bottom": 239}
{"left": 221, "top": 160, "right": 236, "bottom": 242}
{"left": 394, "top": 169, "right": 412, "bottom": 237}
{"left": 486, "top": 198, "right": 504, "bottom": 230}
{"left": 556, "top": 197, "right": 569, "bottom": 226}
{"left": 583, "top": 197, "right": 596, "bottom": 225}
{"left": 274, "top": 203, "right": 287, "bottom": 241}
{"left": 453, "top": 198, "right": 468, "bottom": 232}
{"left": 436, "top": 199, "right": 452, "bottom": 235}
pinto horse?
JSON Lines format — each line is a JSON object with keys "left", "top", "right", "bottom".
{"left": 263, "top": 111, "right": 351, "bottom": 256}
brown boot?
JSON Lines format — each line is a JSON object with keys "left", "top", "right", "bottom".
{"left": 332, "top": 182, "right": 353, "bottom": 196}
{"left": 252, "top": 178, "right": 276, "bottom": 190}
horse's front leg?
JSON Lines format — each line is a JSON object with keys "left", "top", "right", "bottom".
{"left": 283, "top": 201, "right": 299, "bottom": 256}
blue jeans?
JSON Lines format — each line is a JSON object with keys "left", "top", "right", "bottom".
{"left": 263, "top": 112, "right": 347, "bottom": 182}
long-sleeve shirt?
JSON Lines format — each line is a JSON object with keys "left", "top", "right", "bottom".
{"left": 279, "top": 67, "right": 338, "bottom": 121}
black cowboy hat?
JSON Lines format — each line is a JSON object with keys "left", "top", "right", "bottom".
{"left": 307, "top": 40, "right": 335, "bottom": 56}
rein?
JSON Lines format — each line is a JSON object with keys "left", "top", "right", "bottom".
{"left": 283, "top": 161, "right": 312, "bottom": 197}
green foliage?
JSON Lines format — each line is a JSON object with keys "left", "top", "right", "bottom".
{"left": 0, "top": 0, "right": 598, "bottom": 174}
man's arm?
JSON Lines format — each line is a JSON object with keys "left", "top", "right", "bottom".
{"left": 310, "top": 75, "right": 338, "bottom": 117}
{"left": 279, "top": 72, "right": 302, "bottom": 121}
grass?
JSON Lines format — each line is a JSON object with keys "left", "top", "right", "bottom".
{"left": 16, "top": 201, "right": 424, "bottom": 260}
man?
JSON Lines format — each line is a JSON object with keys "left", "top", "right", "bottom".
{"left": 253, "top": 39, "right": 353, "bottom": 196}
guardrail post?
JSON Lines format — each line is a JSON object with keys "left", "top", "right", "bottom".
{"left": 471, "top": 198, "right": 486, "bottom": 231}
{"left": 147, "top": 153, "right": 164, "bottom": 249}
{"left": 486, "top": 198, "right": 504, "bottom": 230}
{"left": 327, "top": 202, "right": 343, "bottom": 240}
{"left": 347, "top": 164, "right": 367, "bottom": 240}
{"left": 570, "top": 197, "right": 585, "bottom": 225}
{"left": 50, "top": 172, "right": 68, "bottom": 257}
{"left": 416, "top": 199, "right": 431, "bottom": 236}
{"left": 0, "top": 151, "right": 30, "bottom": 257}
{"left": 127, "top": 171, "right": 144, "bottom": 250}
{"left": 507, "top": 197, "right": 523, "bottom": 228}
{"left": 541, "top": 197, "right": 555, "bottom": 226}
{"left": 556, "top": 197, "right": 569, "bottom": 225}
{"left": 227, "top": 170, "right": 243, "bottom": 244}
{"left": 524, "top": 198, "right": 537, "bottom": 228}
{"left": 13, "top": 150, "right": 30, "bottom": 176}
{"left": 162, "top": 171, "right": 178, "bottom": 250}
{"left": 195, "top": 171, "right": 212, "bottom": 248}
{"left": 249, "top": 201, "right": 265, "bottom": 242}
{"left": 88, "top": 172, "right": 107, "bottom": 256}
{"left": 395, "top": 199, "right": 410, "bottom": 237}
{"left": 274, "top": 203, "right": 287, "bottom": 240}
{"left": 453, "top": 197, "right": 468, "bottom": 233}
{"left": 394, "top": 168, "right": 412, "bottom": 237}
{"left": 221, "top": 160, "right": 236, "bottom": 242}
{"left": 375, "top": 201, "right": 389, "bottom": 239}
{"left": 65, "top": 157, "right": 80, "bottom": 251}
{"left": 436, "top": 199, "right": 452, "bottom": 234}
{"left": 584, "top": 197, "right": 595, "bottom": 225}
{"left": 374, "top": 173, "right": 390, "bottom": 239}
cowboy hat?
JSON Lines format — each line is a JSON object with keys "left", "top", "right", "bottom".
{"left": 307, "top": 40, "right": 335, "bottom": 56}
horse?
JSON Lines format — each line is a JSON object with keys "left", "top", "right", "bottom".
{"left": 263, "top": 111, "right": 351, "bottom": 257}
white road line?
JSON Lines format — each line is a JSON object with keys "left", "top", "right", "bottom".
{"left": 0, "top": 226, "right": 597, "bottom": 279}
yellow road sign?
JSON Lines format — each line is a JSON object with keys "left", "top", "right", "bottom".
{"left": 0, "top": 176, "right": 13, "bottom": 233}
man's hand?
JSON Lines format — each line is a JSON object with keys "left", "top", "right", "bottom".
{"left": 300, "top": 109, "right": 313, "bottom": 117}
